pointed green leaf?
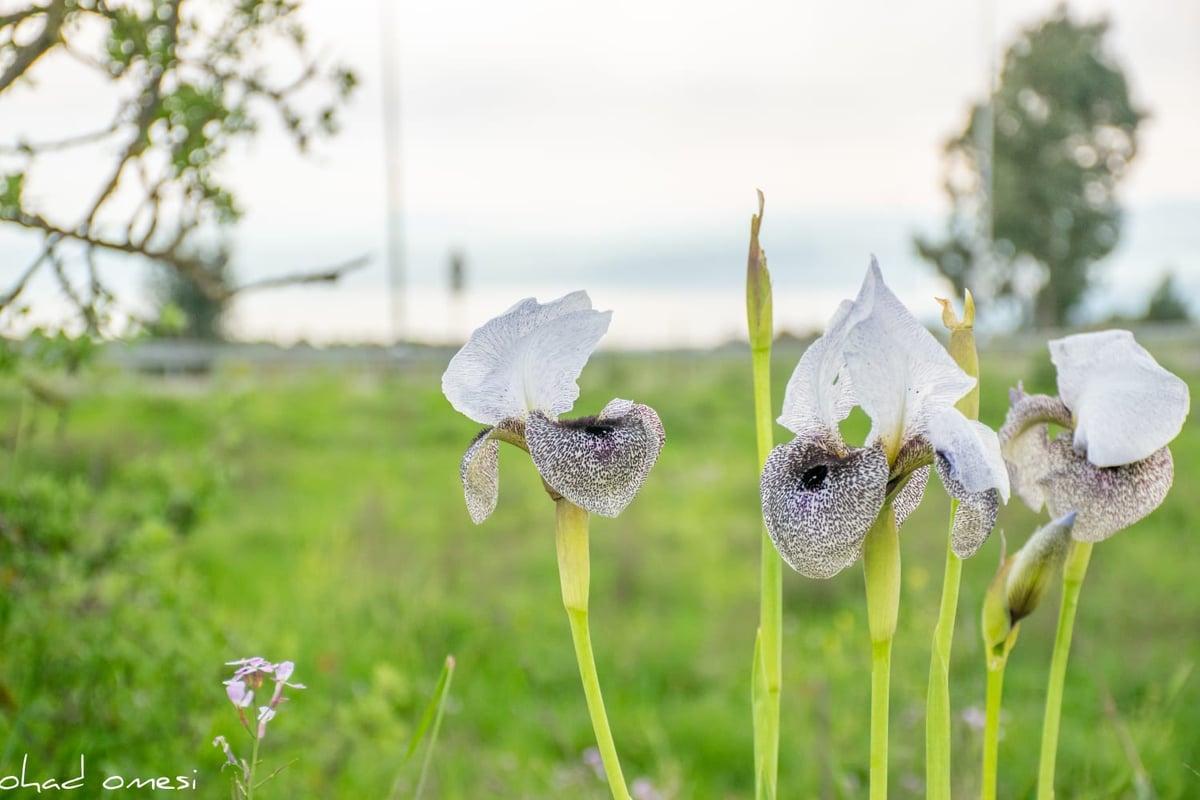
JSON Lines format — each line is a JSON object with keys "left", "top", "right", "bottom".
{"left": 746, "top": 190, "right": 773, "bottom": 351}
{"left": 406, "top": 655, "right": 456, "bottom": 761}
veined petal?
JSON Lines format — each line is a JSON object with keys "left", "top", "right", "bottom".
{"left": 526, "top": 399, "right": 665, "bottom": 517}
{"left": 777, "top": 299, "right": 860, "bottom": 442}
{"left": 760, "top": 435, "right": 889, "bottom": 578}
{"left": 460, "top": 427, "right": 501, "bottom": 524}
{"left": 928, "top": 408, "right": 1010, "bottom": 502}
{"left": 935, "top": 453, "right": 1000, "bottom": 558}
{"left": 843, "top": 259, "right": 976, "bottom": 455}
{"left": 442, "top": 292, "right": 612, "bottom": 425}
{"left": 893, "top": 464, "right": 930, "bottom": 528}
{"left": 1041, "top": 440, "right": 1174, "bottom": 542}
{"left": 999, "top": 390, "right": 1073, "bottom": 513}
{"left": 1050, "top": 330, "right": 1190, "bottom": 467}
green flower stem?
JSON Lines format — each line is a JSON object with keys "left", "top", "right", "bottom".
{"left": 745, "top": 189, "right": 780, "bottom": 800}
{"left": 246, "top": 732, "right": 261, "bottom": 800}
{"left": 1037, "top": 540, "right": 1094, "bottom": 800}
{"left": 863, "top": 508, "right": 901, "bottom": 800}
{"left": 981, "top": 652, "right": 1007, "bottom": 800}
{"left": 982, "top": 624, "right": 1020, "bottom": 800}
{"left": 751, "top": 342, "right": 782, "bottom": 800}
{"left": 926, "top": 291, "right": 979, "bottom": 799}
{"left": 925, "top": 502, "right": 963, "bottom": 800}
{"left": 555, "top": 499, "right": 631, "bottom": 800}
{"left": 869, "top": 638, "right": 893, "bottom": 800}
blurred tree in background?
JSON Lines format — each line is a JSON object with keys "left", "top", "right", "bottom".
{"left": 917, "top": 6, "right": 1144, "bottom": 328}
{"left": 0, "top": 0, "right": 362, "bottom": 335}
{"left": 146, "top": 243, "right": 232, "bottom": 339}
{"left": 1144, "top": 272, "right": 1192, "bottom": 323}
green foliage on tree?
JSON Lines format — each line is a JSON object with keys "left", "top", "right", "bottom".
{"left": 147, "top": 244, "right": 233, "bottom": 340}
{"left": 916, "top": 6, "right": 1144, "bottom": 327}
{"left": 1144, "top": 272, "right": 1192, "bottom": 323}
{"left": 0, "top": 0, "right": 362, "bottom": 334}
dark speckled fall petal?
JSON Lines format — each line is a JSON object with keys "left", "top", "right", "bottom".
{"left": 460, "top": 427, "right": 501, "bottom": 524}
{"left": 760, "top": 435, "right": 890, "bottom": 579}
{"left": 1041, "top": 439, "right": 1174, "bottom": 543}
{"left": 935, "top": 453, "right": 1000, "bottom": 558}
{"left": 893, "top": 465, "right": 930, "bottom": 529}
{"left": 999, "top": 390, "right": 1074, "bottom": 512}
{"left": 526, "top": 399, "right": 665, "bottom": 518}
{"left": 459, "top": 418, "right": 527, "bottom": 524}
{"left": 1000, "top": 387, "right": 1176, "bottom": 543}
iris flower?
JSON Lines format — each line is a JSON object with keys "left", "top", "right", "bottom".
{"left": 442, "top": 291, "right": 665, "bottom": 523}
{"left": 760, "top": 260, "right": 1010, "bottom": 578}
{"left": 1000, "top": 330, "right": 1189, "bottom": 540}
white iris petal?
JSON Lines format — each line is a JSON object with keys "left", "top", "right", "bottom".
{"left": 842, "top": 260, "right": 976, "bottom": 455}
{"left": 777, "top": 299, "right": 859, "bottom": 441}
{"left": 1050, "top": 330, "right": 1190, "bottom": 468}
{"left": 442, "top": 291, "right": 611, "bottom": 425}
{"left": 928, "top": 408, "right": 1011, "bottom": 502}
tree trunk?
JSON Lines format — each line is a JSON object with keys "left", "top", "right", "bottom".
{"left": 1034, "top": 280, "right": 1060, "bottom": 329}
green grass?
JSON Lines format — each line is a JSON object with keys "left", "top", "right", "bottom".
{"left": 0, "top": 342, "right": 1197, "bottom": 799}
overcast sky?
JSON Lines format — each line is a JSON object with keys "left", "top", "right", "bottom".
{"left": 2, "top": 0, "right": 1197, "bottom": 346}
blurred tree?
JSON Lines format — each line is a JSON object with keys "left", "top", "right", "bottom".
{"left": 1144, "top": 271, "right": 1192, "bottom": 323}
{"left": 448, "top": 249, "right": 466, "bottom": 295}
{"left": 916, "top": 6, "right": 1144, "bottom": 327}
{"left": 147, "top": 243, "right": 233, "bottom": 340}
{"left": 0, "top": 0, "right": 364, "bottom": 334}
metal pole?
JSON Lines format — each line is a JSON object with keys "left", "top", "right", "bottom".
{"left": 976, "top": 0, "right": 996, "bottom": 266}
{"left": 378, "top": 0, "right": 405, "bottom": 343}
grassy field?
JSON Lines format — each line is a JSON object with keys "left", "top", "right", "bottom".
{"left": 0, "top": 339, "right": 1197, "bottom": 799}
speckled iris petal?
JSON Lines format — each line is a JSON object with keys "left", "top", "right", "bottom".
{"left": 526, "top": 398, "right": 665, "bottom": 518}
{"left": 1002, "top": 384, "right": 1178, "bottom": 542}
{"left": 1040, "top": 439, "right": 1174, "bottom": 543}
{"left": 460, "top": 427, "right": 501, "bottom": 524}
{"left": 458, "top": 418, "right": 527, "bottom": 524}
{"left": 760, "top": 435, "right": 889, "bottom": 579}
{"left": 935, "top": 453, "right": 1000, "bottom": 558}
{"left": 893, "top": 465, "right": 930, "bottom": 529}
{"left": 998, "top": 390, "right": 1074, "bottom": 513}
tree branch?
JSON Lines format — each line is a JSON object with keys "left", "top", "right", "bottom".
{"left": 1, "top": 0, "right": 361, "bottom": 334}
{"left": 0, "top": 0, "right": 68, "bottom": 93}
{"left": 232, "top": 255, "right": 370, "bottom": 296}
{"left": 82, "top": 0, "right": 182, "bottom": 231}
{"left": 0, "top": 234, "right": 60, "bottom": 312}
{"left": 0, "top": 5, "right": 45, "bottom": 30}
{"left": 0, "top": 121, "right": 123, "bottom": 155}
{"left": 50, "top": 248, "right": 97, "bottom": 331}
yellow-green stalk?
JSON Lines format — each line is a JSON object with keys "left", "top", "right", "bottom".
{"left": 746, "top": 190, "right": 781, "bottom": 800}
{"left": 982, "top": 514, "right": 1075, "bottom": 800}
{"left": 556, "top": 499, "right": 631, "bottom": 800}
{"left": 1037, "top": 539, "right": 1094, "bottom": 799}
{"left": 925, "top": 291, "right": 978, "bottom": 800}
{"left": 863, "top": 504, "right": 901, "bottom": 800}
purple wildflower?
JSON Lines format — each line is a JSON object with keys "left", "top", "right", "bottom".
{"left": 256, "top": 706, "right": 277, "bottom": 739}
{"left": 224, "top": 679, "right": 253, "bottom": 708}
